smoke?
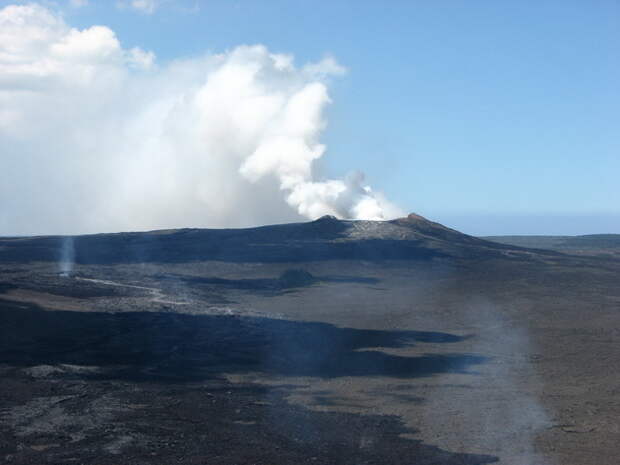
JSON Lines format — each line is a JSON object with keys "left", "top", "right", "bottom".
{"left": 419, "top": 299, "right": 551, "bottom": 465}
{"left": 58, "top": 236, "right": 75, "bottom": 277}
{"left": 0, "top": 3, "right": 402, "bottom": 236}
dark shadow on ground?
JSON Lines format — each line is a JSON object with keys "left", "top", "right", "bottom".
{"left": 154, "top": 270, "right": 380, "bottom": 294}
{"left": 0, "top": 299, "right": 484, "bottom": 382}
{"left": 0, "top": 298, "right": 498, "bottom": 464}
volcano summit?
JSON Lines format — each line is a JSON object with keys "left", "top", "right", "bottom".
{"left": 0, "top": 213, "right": 537, "bottom": 265}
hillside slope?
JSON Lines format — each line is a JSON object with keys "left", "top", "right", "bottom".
{"left": 0, "top": 213, "right": 543, "bottom": 264}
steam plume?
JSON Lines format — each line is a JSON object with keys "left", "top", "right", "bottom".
{"left": 59, "top": 236, "right": 75, "bottom": 277}
{"left": 0, "top": 4, "right": 402, "bottom": 236}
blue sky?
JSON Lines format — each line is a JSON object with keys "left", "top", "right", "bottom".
{"left": 3, "top": 0, "right": 619, "bottom": 235}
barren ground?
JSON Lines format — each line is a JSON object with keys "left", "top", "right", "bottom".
{"left": 1, "top": 219, "right": 619, "bottom": 464}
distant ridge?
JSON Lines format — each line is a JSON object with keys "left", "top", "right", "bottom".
{"left": 484, "top": 234, "right": 620, "bottom": 258}
{"left": 0, "top": 214, "right": 544, "bottom": 265}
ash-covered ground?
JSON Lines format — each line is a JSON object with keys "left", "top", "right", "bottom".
{"left": 1, "top": 215, "right": 619, "bottom": 464}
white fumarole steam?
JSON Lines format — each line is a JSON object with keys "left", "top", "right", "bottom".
{"left": 0, "top": 4, "right": 402, "bottom": 236}
{"left": 59, "top": 236, "right": 75, "bottom": 277}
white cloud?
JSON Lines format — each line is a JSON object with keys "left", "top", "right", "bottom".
{"left": 117, "top": 0, "right": 158, "bottom": 14}
{"left": 127, "top": 46, "right": 155, "bottom": 69}
{"left": 0, "top": 3, "right": 402, "bottom": 235}
{"left": 70, "top": 0, "right": 89, "bottom": 8}
{"left": 303, "top": 56, "right": 347, "bottom": 78}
